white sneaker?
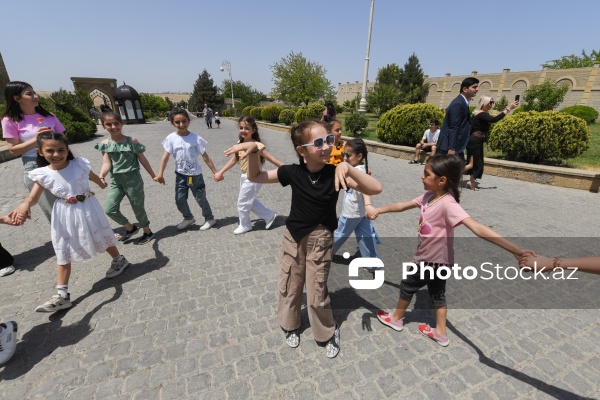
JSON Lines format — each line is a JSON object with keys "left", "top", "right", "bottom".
{"left": 35, "top": 294, "right": 72, "bottom": 312}
{"left": 0, "top": 321, "right": 18, "bottom": 364}
{"left": 199, "top": 219, "right": 216, "bottom": 231}
{"left": 265, "top": 214, "right": 277, "bottom": 230}
{"left": 233, "top": 225, "right": 252, "bottom": 235}
{"left": 176, "top": 218, "right": 195, "bottom": 230}
{"left": 0, "top": 266, "right": 15, "bottom": 277}
{"left": 106, "top": 255, "right": 130, "bottom": 278}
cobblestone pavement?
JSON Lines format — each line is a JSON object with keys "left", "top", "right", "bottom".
{"left": 1, "top": 118, "right": 599, "bottom": 399}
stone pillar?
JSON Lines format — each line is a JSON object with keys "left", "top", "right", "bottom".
{"left": 538, "top": 64, "right": 549, "bottom": 84}
{"left": 0, "top": 52, "right": 10, "bottom": 96}
{"left": 497, "top": 68, "right": 510, "bottom": 98}
{"left": 440, "top": 73, "right": 451, "bottom": 109}
{"left": 580, "top": 62, "right": 599, "bottom": 105}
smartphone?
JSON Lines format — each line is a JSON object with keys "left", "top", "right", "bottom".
{"left": 515, "top": 95, "right": 520, "bottom": 102}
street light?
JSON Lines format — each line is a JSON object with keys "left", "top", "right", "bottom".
{"left": 220, "top": 60, "right": 235, "bottom": 110}
{"left": 358, "top": 0, "right": 375, "bottom": 115}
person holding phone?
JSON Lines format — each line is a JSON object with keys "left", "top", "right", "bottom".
{"left": 465, "top": 96, "right": 519, "bottom": 190}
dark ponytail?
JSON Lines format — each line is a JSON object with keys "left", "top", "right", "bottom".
{"left": 345, "top": 138, "right": 368, "bottom": 172}
{"left": 426, "top": 154, "right": 463, "bottom": 203}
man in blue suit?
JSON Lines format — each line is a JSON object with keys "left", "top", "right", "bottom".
{"left": 436, "top": 77, "right": 479, "bottom": 160}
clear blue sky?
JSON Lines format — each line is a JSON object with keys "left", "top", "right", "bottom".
{"left": 2, "top": 0, "right": 598, "bottom": 95}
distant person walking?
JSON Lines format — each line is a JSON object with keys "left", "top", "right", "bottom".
{"left": 203, "top": 104, "right": 213, "bottom": 129}
{"left": 436, "top": 77, "right": 479, "bottom": 160}
{"left": 1, "top": 81, "right": 66, "bottom": 222}
{"left": 321, "top": 101, "right": 337, "bottom": 123}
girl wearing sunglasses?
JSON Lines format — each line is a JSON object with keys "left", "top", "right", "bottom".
{"left": 224, "top": 120, "right": 382, "bottom": 358}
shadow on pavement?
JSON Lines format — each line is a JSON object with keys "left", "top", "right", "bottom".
{"left": 12, "top": 241, "right": 55, "bottom": 272}
{"left": 0, "top": 238, "right": 169, "bottom": 380}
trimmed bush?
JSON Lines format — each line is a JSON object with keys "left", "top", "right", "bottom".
{"left": 242, "top": 106, "right": 254, "bottom": 116}
{"left": 261, "top": 105, "right": 283, "bottom": 123}
{"left": 376, "top": 103, "right": 444, "bottom": 145}
{"left": 250, "top": 106, "right": 263, "bottom": 120}
{"left": 295, "top": 103, "right": 326, "bottom": 123}
{"left": 40, "top": 91, "right": 97, "bottom": 143}
{"left": 222, "top": 109, "right": 231, "bottom": 117}
{"left": 345, "top": 113, "right": 368, "bottom": 136}
{"left": 279, "top": 108, "right": 295, "bottom": 125}
{"left": 489, "top": 111, "right": 591, "bottom": 163}
{"left": 560, "top": 105, "right": 598, "bottom": 124}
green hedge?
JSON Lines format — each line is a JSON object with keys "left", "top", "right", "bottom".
{"left": 279, "top": 108, "right": 295, "bottom": 125}
{"left": 295, "top": 104, "right": 326, "bottom": 123}
{"left": 242, "top": 106, "right": 254, "bottom": 116}
{"left": 559, "top": 105, "right": 598, "bottom": 124}
{"left": 376, "top": 103, "right": 444, "bottom": 145}
{"left": 250, "top": 106, "right": 263, "bottom": 120}
{"left": 222, "top": 109, "right": 232, "bottom": 117}
{"left": 261, "top": 105, "right": 283, "bottom": 123}
{"left": 345, "top": 113, "right": 368, "bottom": 136}
{"left": 489, "top": 111, "right": 591, "bottom": 163}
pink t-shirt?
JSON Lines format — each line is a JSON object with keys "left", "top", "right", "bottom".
{"left": 411, "top": 191, "right": 470, "bottom": 265}
{"left": 1, "top": 114, "right": 66, "bottom": 157}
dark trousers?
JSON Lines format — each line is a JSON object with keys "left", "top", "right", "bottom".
{"left": 437, "top": 149, "right": 465, "bottom": 163}
{"left": 466, "top": 136, "right": 485, "bottom": 179}
{"left": 0, "top": 243, "right": 14, "bottom": 268}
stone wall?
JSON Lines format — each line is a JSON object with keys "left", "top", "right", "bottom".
{"left": 337, "top": 63, "right": 600, "bottom": 112}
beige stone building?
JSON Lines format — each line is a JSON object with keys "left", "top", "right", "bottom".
{"left": 337, "top": 63, "right": 600, "bottom": 112}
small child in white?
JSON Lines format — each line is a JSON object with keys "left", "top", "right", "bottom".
{"left": 155, "top": 107, "right": 222, "bottom": 230}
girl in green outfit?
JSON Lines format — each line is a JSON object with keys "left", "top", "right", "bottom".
{"left": 95, "top": 110, "right": 161, "bottom": 245}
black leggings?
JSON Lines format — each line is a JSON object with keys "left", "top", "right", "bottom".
{"left": 466, "top": 135, "right": 485, "bottom": 179}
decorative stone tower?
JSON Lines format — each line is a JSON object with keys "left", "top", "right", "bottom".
{"left": 0, "top": 52, "right": 10, "bottom": 96}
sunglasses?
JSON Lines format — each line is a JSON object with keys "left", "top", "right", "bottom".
{"left": 489, "top": 101, "right": 495, "bottom": 105}
{"left": 301, "top": 134, "right": 335, "bottom": 149}
{"left": 342, "top": 152, "right": 353, "bottom": 158}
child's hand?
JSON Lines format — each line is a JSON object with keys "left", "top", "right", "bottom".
{"left": 3, "top": 212, "right": 23, "bottom": 226}
{"left": 214, "top": 172, "right": 224, "bottom": 182}
{"left": 12, "top": 205, "right": 30, "bottom": 224}
{"left": 334, "top": 161, "right": 350, "bottom": 192}
{"left": 367, "top": 208, "right": 379, "bottom": 220}
{"left": 154, "top": 176, "right": 166, "bottom": 185}
{"left": 98, "top": 178, "right": 108, "bottom": 189}
{"left": 519, "top": 254, "right": 554, "bottom": 273}
{"left": 224, "top": 142, "right": 257, "bottom": 160}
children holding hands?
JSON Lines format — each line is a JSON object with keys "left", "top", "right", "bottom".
{"left": 225, "top": 120, "right": 382, "bottom": 358}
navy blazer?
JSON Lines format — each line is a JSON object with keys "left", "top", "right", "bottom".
{"left": 437, "top": 95, "right": 472, "bottom": 153}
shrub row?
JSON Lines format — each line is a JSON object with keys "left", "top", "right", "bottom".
{"left": 559, "top": 105, "right": 598, "bottom": 124}
{"left": 376, "top": 103, "right": 444, "bottom": 145}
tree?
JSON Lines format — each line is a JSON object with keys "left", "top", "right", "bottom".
{"left": 399, "top": 53, "right": 427, "bottom": 104}
{"left": 366, "top": 84, "right": 400, "bottom": 116}
{"left": 493, "top": 95, "right": 508, "bottom": 112}
{"left": 220, "top": 80, "right": 267, "bottom": 109}
{"left": 376, "top": 64, "right": 402, "bottom": 88}
{"left": 188, "top": 69, "right": 223, "bottom": 112}
{"left": 140, "top": 93, "right": 170, "bottom": 117}
{"left": 545, "top": 49, "right": 600, "bottom": 69}
{"left": 521, "top": 81, "right": 569, "bottom": 112}
{"left": 270, "top": 51, "right": 334, "bottom": 105}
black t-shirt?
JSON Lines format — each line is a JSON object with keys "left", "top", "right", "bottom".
{"left": 277, "top": 163, "right": 340, "bottom": 242}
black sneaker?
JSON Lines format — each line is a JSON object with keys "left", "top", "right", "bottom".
{"left": 135, "top": 231, "right": 154, "bottom": 245}
{"left": 118, "top": 225, "right": 139, "bottom": 241}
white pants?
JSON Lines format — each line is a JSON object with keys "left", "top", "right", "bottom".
{"left": 238, "top": 174, "right": 275, "bottom": 230}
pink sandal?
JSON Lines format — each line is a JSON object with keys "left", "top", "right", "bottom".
{"left": 418, "top": 324, "right": 449, "bottom": 347}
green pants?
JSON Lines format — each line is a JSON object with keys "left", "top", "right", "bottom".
{"left": 105, "top": 170, "right": 150, "bottom": 228}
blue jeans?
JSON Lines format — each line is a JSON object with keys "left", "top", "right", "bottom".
{"left": 175, "top": 172, "right": 214, "bottom": 221}
{"left": 333, "top": 215, "right": 381, "bottom": 259}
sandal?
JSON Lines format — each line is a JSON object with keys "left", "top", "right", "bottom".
{"left": 418, "top": 323, "right": 449, "bottom": 347}
{"left": 118, "top": 225, "right": 139, "bottom": 242}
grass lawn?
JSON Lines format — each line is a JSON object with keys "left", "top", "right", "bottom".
{"left": 336, "top": 111, "right": 600, "bottom": 171}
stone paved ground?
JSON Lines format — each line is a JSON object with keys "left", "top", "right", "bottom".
{"left": 0, "top": 118, "right": 599, "bottom": 399}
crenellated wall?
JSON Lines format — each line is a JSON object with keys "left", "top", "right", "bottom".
{"left": 337, "top": 63, "right": 600, "bottom": 112}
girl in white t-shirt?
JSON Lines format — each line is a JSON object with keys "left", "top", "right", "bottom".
{"left": 332, "top": 138, "right": 381, "bottom": 270}
{"left": 369, "top": 154, "right": 531, "bottom": 347}
{"left": 214, "top": 116, "right": 283, "bottom": 235}
{"left": 155, "top": 108, "right": 221, "bottom": 230}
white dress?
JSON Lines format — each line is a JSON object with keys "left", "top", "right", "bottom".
{"left": 29, "top": 157, "right": 117, "bottom": 265}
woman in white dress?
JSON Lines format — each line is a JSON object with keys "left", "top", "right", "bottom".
{"left": 13, "top": 132, "right": 130, "bottom": 313}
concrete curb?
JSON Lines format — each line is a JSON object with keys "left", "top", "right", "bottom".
{"left": 248, "top": 119, "right": 600, "bottom": 193}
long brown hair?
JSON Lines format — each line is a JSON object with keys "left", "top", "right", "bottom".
{"left": 426, "top": 154, "right": 464, "bottom": 203}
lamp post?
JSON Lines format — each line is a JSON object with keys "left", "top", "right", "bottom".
{"left": 358, "top": 0, "right": 375, "bottom": 115}
{"left": 220, "top": 60, "right": 235, "bottom": 110}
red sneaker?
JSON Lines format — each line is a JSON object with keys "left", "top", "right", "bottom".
{"left": 418, "top": 324, "right": 449, "bottom": 347}
{"left": 377, "top": 310, "right": 404, "bottom": 332}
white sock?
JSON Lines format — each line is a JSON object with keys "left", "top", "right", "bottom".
{"left": 56, "top": 285, "right": 68, "bottom": 299}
